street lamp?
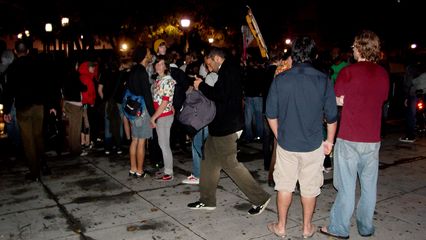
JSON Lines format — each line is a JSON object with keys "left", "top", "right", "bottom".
{"left": 61, "top": 17, "right": 69, "bottom": 27}
{"left": 45, "top": 23, "right": 53, "bottom": 32}
{"left": 180, "top": 19, "right": 190, "bottom": 28}
{"left": 180, "top": 18, "right": 190, "bottom": 53}
{"left": 208, "top": 37, "right": 214, "bottom": 44}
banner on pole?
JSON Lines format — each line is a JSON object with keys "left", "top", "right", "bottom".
{"left": 245, "top": 5, "right": 269, "bottom": 59}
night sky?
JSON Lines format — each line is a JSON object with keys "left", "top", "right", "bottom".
{"left": 0, "top": 0, "right": 423, "bottom": 50}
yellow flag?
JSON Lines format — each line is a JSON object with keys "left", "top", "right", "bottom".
{"left": 245, "top": 6, "right": 269, "bottom": 59}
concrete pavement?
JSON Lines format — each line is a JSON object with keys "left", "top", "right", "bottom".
{"left": 0, "top": 130, "right": 425, "bottom": 240}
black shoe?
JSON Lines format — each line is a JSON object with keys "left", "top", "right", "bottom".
{"left": 135, "top": 172, "right": 148, "bottom": 178}
{"left": 248, "top": 197, "right": 271, "bottom": 216}
{"left": 187, "top": 201, "right": 216, "bottom": 210}
{"left": 116, "top": 148, "right": 123, "bottom": 155}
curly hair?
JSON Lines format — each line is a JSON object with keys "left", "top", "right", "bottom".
{"left": 353, "top": 30, "right": 381, "bottom": 63}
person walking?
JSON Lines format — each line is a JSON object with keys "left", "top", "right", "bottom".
{"left": 187, "top": 47, "right": 271, "bottom": 215}
{"left": 3, "top": 40, "right": 57, "bottom": 181}
{"left": 265, "top": 36, "right": 338, "bottom": 238}
{"left": 320, "top": 30, "right": 390, "bottom": 239}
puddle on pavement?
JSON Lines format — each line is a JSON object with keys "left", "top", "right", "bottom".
{"left": 126, "top": 221, "right": 165, "bottom": 232}
{"left": 67, "top": 177, "right": 121, "bottom": 191}
{"left": 70, "top": 191, "right": 135, "bottom": 204}
{"left": 53, "top": 164, "right": 97, "bottom": 177}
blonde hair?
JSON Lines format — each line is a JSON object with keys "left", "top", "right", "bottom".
{"left": 353, "top": 30, "right": 381, "bottom": 63}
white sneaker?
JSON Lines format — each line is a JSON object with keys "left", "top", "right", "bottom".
{"left": 182, "top": 174, "right": 199, "bottom": 184}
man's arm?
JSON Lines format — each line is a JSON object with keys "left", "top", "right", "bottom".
{"left": 267, "top": 118, "right": 278, "bottom": 139}
{"left": 323, "top": 122, "right": 337, "bottom": 155}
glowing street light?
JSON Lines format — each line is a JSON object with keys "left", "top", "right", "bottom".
{"left": 24, "top": 30, "right": 30, "bottom": 37}
{"left": 410, "top": 43, "right": 417, "bottom": 49}
{"left": 285, "top": 38, "right": 291, "bottom": 45}
{"left": 61, "top": 17, "right": 69, "bottom": 27}
{"left": 17, "top": 33, "right": 23, "bottom": 39}
{"left": 180, "top": 18, "right": 191, "bottom": 53}
{"left": 45, "top": 23, "right": 53, "bottom": 32}
{"left": 180, "top": 18, "right": 190, "bottom": 28}
{"left": 208, "top": 37, "right": 214, "bottom": 44}
{"left": 120, "top": 43, "right": 129, "bottom": 52}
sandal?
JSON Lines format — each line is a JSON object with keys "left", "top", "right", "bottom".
{"left": 319, "top": 226, "right": 349, "bottom": 239}
{"left": 267, "top": 222, "right": 286, "bottom": 238}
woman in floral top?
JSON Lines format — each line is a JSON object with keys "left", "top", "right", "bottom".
{"left": 150, "top": 55, "right": 176, "bottom": 181}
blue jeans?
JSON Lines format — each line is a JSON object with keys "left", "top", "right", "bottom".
{"left": 5, "top": 104, "right": 21, "bottom": 150}
{"left": 328, "top": 138, "right": 380, "bottom": 237}
{"left": 191, "top": 127, "right": 208, "bottom": 178}
{"left": 244, "top": 97, "right": 263, "bottom": 140}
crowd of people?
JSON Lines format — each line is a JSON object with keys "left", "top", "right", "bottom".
{"left": 1, "top": 29, "right": 423, "bottom": 238}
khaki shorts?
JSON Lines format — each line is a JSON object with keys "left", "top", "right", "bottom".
{"left": 273, "top": 144, "right": 324, "bottom": 197}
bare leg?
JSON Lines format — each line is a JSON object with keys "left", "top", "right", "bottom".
{"left": 301, "top": 196, "right": 316, "bottom": 236}
{"left": 276, "top": 191, "right": 292, "bottom": 234}
{"left": 123, "top": 117, "right": 131, "bottom": 140}
{"left": 136, "top": 138, "right": 146, "bottom": 174}
{"left": 129, "top": 138, "right": 138, "bottom": 172}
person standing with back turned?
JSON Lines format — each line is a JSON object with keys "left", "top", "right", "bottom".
{"left": 188, "top": 47, "right": 271, "bottom": 215}
{"left": 265, "top": 36, "right": 337, "bottom": 238}
{"left": 320, "top": 30, "right": 389, "bottom": 239}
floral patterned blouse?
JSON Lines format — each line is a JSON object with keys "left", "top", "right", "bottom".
{"left": 152, "top": 74, "right": 176, "bottom": 118}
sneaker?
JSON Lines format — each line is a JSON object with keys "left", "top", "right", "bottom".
{"left": 182, "top": 174, "right": 199, "bottom": 184}
{"left": 248, "top": 197, "right": 271, "bottom": 216}
{"left": 399, "top": 137, "right": 416, "bottom": 143}
{"left": 80, "top": 150, "right": 88, "bottom": 156}
{"left": 156, "top": 174, "right": 173, "bottom": 181}
{"left": 116, "top": 148, "right": 123, "bottom": 155}
{"left": 187, "top": 201, "right": 216, "bottom": 210}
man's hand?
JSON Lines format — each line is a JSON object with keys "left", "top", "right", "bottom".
{"left": 193, "top": 76, "right": 203, "bottom": 90}
{"left": 336, "top": 96, "right": 344, "bottom": 106}
{"left": 323, "top": 140, "right": 334, "bottom": 155}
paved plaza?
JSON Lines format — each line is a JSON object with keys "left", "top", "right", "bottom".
{"left": 0, "top": 129, "right": 425, "bottom": 240}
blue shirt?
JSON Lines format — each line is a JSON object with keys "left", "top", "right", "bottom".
{"left": 266, "top": 63, "right": 337, "bottom": 152}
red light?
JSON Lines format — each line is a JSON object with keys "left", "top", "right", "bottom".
{"left": 418, "top": 102, "right": 423, "bottom": 110}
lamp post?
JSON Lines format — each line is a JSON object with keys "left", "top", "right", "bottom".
{"left": 45, "top": 23, "right": 53, "bottom": 52}
{"left": 180, "top": 18, "right": 190, "bottom": 53}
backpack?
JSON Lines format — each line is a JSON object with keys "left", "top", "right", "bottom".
{"left": 178, "top": 89, "right": 216, "bottom": 132}
{"left": 122, "top": 88, "right": 145, "bottom": 120}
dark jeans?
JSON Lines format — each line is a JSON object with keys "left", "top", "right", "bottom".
{"left": 405, "top": 96, "right": 417, "bottom": 138}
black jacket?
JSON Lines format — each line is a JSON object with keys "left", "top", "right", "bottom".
{"left": 127, "top": 64, "right": 155, "bottom": 116}
{"left": 3, "top": 55, "right": 57, "bottom": 113}
{"left": 198, "top": 59, "right": 244, "bottom": 136}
